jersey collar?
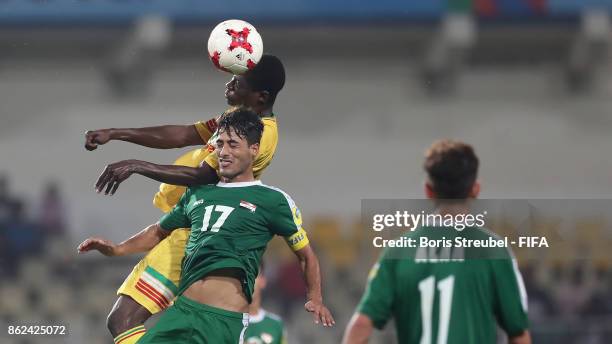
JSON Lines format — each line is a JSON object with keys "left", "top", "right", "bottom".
{"left": 217, "top": 180, "right": 262, "bottom": 188}
{"left": 248, "top": 309, "right": 266, "bottom": 323}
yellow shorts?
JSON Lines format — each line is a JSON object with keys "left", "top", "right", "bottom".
{"left": 117, "top": 228, "right": 190, "bottom": 314}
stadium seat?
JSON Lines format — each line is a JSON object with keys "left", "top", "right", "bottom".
{"left": 40, "top": 284, "right": 73, "bottom": 315}
{"left": 44, "top": 236, "right": 75, "bottom": 262}
{"left": 79, "top": 286, "right": 116, "bottom": 315}
{"left": 0, "top": 284, "right": 29, "bottom": 315}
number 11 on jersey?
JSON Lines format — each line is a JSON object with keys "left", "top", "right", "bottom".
{"left": 418, "top": 275, "right": 455, "bottom": 344}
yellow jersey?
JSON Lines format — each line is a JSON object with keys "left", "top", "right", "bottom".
{"left": 153, "top": 115, "right": 278, "bottom": 213}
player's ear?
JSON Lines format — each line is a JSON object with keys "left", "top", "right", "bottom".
{"left": 258, "top": 91, "right": 270, "bottom": 105}
{"left": 469, "top": 180, "right": 480, "bottom": 198}
{"left": 425, "top": 181, "right": 436, "bottom": 199}
{"left": 249, "top": 142, "right": 260, "bottom": 157}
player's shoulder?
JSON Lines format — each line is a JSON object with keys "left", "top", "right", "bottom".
{"left": 262, "top": 116, "right": 277, "bottom": 125}
{"left": 184, "top": 184, "right": 217, "bottom": 199}
{"left": 255, "top": 183, "right": 297, "bottom": 207}
{"left": 260, "top": 117, "right": 278, "bottom": 141}
{"left": 266, "top": 311, "right": 283, "bottom": 323}
{"left": 263, "top": 310, "right": 284, "bottom": 324}
{"left": 472, "top": 227, "right": 516, "bottom": 259}
{"left": 187, "top": 184, "right": 216, "bottom": 193}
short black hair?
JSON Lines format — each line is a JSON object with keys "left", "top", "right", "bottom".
{"left": 424, "top": 140, "right": 479, "bottom": 199}
{"left": 218, "top": 107, "right": 264, "bottom": 146}
{"left": 244, "top": 54, "right": 286, "bottom": 105}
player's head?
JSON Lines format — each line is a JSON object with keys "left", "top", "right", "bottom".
{"left": 225, "top": 54, "right": 286, "bottom": 110}
{"left": 424, "top": 139, "right": 480, "bottom": 199}
{"left": 216, "top": 107, "right": 264, "bottom": 181}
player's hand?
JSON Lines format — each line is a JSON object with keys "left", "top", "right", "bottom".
{"left": 77, "top": 237, "right": 121, "bottom": 256}
{"left": 95, "top": 159, "right": 139, "bottom": 195}
{"left": 84, "top": 129, "right": 111, "bottom": 151}
{"left": 305, "top": 299, "right": 335, "bottom": 327}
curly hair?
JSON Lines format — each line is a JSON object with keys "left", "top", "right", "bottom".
{"left": 244, "top": 54, "right": 286, "bottom": 105}
{"left": 217, "top": 107, "right": 264, "bottom": 145}
{"left": 424, "top": 140, "right": 479, "bottom": 199}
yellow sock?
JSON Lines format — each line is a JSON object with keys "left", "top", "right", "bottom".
{"left": 114, "top": 325, "right": 146, "bottom": 344}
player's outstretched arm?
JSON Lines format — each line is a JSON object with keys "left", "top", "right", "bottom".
{"left": 84, "top": 124, "right": 204, "bottom": 151}
{"left": 509, "top": 330, "right": 532, "bottom": 344}
{"left": 94, "top": 160, "right": 218, "bottom": 195}
{"left": 292, "top": 244, "right": 335, "bottom": 327}
{"left": 77, "top": 223, "right": 170, "bottom": 256}
{"left": 342, "top": 313, "right": 374, "bottom": 344}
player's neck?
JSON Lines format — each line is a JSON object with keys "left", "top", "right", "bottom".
{"left": 221, "top": 170, "right": 255, "bottom": 184}
{"left": 434, "top": 200, "right": 472, "bottom": 216}
{"left": 256, "top": 106, "right": 273, "bottom": 117}
{"left": 248, "top": 302, "right": 262, "bottom": 316}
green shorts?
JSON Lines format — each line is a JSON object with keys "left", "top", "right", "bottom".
{"left": 137, "top": 296, "right": 249, "bottom": 344}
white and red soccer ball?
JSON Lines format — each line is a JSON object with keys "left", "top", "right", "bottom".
{"left": 207, "top": 19, "right": 263, "bottom": 75}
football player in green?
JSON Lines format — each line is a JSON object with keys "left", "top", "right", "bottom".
{"left": 244, "top": 264, "right": 287, "bottom": 344}
{"left": 343, "top": 140, "right": 530, "bottom": 344}
{"left": 79, "top": 108, "right": 334, "bottom": 343}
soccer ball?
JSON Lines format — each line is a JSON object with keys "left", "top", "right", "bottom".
{"left": 207, "top": 19, "right": 263, "bottom": 75}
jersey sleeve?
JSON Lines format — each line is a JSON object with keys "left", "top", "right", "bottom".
{"left": 193, "top": 117, "right": 219, "bottom": 143}
{"left": 357, "top": 251, "right": 395, "bottom": 329}
{"left": 159, "top": 191, "right": 191, "bottom": 231}
{"left": 202, "top": 150, "right": 219, "bottom": 172}
{"left": 252, "top": 118, "right": 278, "bottom": 178}
{"left": 153, "top": 147, "right": 213, "bottom": 213}
{"left": 269, "top": 190, "right": 309, "bottom": 251}
{"left": 491, "top": 256, "right": 529, "bottom": 337}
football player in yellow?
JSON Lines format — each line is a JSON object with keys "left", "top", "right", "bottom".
{"left": 84, "top": 55, "right": 286, "bottom": 344}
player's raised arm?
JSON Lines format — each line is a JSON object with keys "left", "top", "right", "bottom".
{"left": 84, "top": 118, "right": 217, "bottom": 151}
{"left": 77, "top": 223, "right": 170, "bottom": 257}
{"left": 292, "top": 244, "right": 335, "bottom": 327}
{"left": 94, "top": 159, "right": 218, "bottom": 195}
{"left": 268, "top": 188, "right": 335, "bottom": 327}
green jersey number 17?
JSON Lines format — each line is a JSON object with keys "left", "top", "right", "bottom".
{"left": 202, "top": 205, "right": 235, "bottom": 232}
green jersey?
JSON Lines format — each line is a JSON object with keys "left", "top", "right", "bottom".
{"left": 159, "top": 180, "right": 304, "bottom": 302}
{"left": 244, "top": 309, "right": 287, "bottom": 344}
{"left": 358, "top": 227, "right": 528, "bottom": 344}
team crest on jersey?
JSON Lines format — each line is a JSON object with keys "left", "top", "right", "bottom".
{"left": 244, "top": 332, "right": 274, "bottom": 344}
{"left": 240, "top": 200, "right": 257, "bottom": 212}
{"left": 260, "top": 333, "right": 273, "bottom": 343}
{"left": 246, "top": 333, "right": 273, "bottom": 344}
